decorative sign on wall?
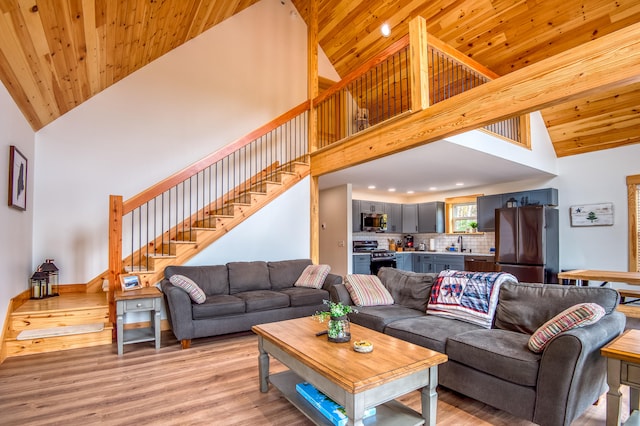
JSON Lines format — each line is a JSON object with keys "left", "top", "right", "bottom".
{"left": 570, "top": 203, "right": 614, "bottom": 227}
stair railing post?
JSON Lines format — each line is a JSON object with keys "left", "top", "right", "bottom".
{"left": 108, "top": 195, "right": 124, "bottom": 325}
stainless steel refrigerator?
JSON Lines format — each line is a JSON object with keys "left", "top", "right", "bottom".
{"left": 495, "top": 206, "right": 559, "bottom": 283}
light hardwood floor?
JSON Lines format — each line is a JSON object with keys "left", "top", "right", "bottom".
{"left": 0, "top": 330, "right": 624, "bottom": 425}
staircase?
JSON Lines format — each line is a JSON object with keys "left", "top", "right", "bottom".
{"left": 119, "top": 158, "right": 311, "bottom": 288}
{"left": 5, "top": 293, "right": 112, "bottom": 357}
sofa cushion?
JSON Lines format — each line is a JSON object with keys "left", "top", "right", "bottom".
{"left": 384, "top": 315, "right": 483, "bottom": 353}
{"left": 164, "top": 265, "right": 229, "bottom": 295}
{"left": 228, "top": 261, "right": 270, "bottom": 294}
{"left": 377, "top": 267, "right": 436, "bottom": 312}
{"left": 349, "top": 305, "right": 425, "bottom": 333}
{"left": 268, "top": 259, "right": 312, "bottom": 290}
{"left": 294, "top": 264, "right": 331, "bottom": 289}
{"left": 169, "top": 274, "right": 206, "bottom": 304}
{"left": 192, "top": 294, "right": 245, "bottom": 319}
{"left": 279, "top": 287, "right": 329, "bottom": 307}
{"left": 528, "top": 302, "right": 606, "bottom": 353}
{"left": 446, "top": 329, "right": 541, "bottom": 387}
{"left": 234, "top": 290, "right": 290, "bottom": 312}
{"left": 494, "top": 282, "right": 619, "bottom": 334}
{"left": 344, "top": 274, "right": 394, "bottom": 306}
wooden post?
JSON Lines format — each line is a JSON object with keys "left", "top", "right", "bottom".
{"left": 108, "top": 195, "right": 123, "bottom": 325}
{"left": 308, "top": 0, "right": 320, "bottom": 264}
{"left": 409, "top": 16, "right": 430, "bottom": 111}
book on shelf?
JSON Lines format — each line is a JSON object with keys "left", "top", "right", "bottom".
{"left": 295, "top": 382, "right": 376, "bottom": 426}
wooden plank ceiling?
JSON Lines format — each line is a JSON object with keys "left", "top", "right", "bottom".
{"left": 1, "top": 0, "right": 639, "bottom": 157}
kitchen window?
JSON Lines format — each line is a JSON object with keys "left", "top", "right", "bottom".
{"left": 445, "top": 195, "right": 479, "bottom": 233}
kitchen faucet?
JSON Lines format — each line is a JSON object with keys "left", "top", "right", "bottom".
{"left": 458, "top": 235, "right": 464, "bottom": 252}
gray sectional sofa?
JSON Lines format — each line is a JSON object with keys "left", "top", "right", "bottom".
{"left": 330, "top": 267, "right": 625, "bottom": 426}
{"left": 160, "top": 259, "right": 341, "bottom": 348}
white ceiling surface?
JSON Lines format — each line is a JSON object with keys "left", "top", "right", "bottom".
{"left": 318, "top": 139, "right": 556, "bottom": 196}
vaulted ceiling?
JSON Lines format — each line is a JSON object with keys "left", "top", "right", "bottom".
{"left": 0, "top": 0, "right": 639, "bottom": 157}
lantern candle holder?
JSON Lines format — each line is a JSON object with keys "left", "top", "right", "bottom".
{"left": 30, "top": 259, "right": 60, "bottom": 299}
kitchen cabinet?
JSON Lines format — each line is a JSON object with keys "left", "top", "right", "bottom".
{"left": 464, "top": 255, "right": 499, "bottom": 272}
{"left": 395, "top": 253, "right": 412, "bottom": 271}
{"left": 476, "top": 194, "right": 503, "bottom": 232}
{"left": 413, "top": 254, "right": 435, "bottom": 273}
{"left": 386, "top": 203, "right": 403, "bottom": 233}
{"left": 434, "top": 254, "right": 464, "bottom": 273}
{"left": 359, "top": 200, "right": 386, "bottom": 214}
{"left": 476, "top": 188, "right": 558, "bottom": 232}
{"left": 353, "top": 255, "right": 371, "bottom": 274}
{"left": 417, "top": 202, "right": 445, "bottom": 233}
{"left": 402, "top": 204, "right": 418, "bottom": 233}
{"left": 352, "top": 200, "right": 362, "bottom": 232}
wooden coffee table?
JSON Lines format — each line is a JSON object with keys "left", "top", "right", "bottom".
{"left": 252, "top": 317, "right": 448, "bottom": 425}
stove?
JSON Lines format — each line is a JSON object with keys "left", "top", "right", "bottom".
{"left": 354, "top": 241, "right": 397, "bottom": 274}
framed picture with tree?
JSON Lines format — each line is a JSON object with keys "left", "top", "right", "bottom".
{"left": 8, "top": 146, "right": 27, "bottom": 211}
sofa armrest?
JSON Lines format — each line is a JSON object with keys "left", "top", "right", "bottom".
{"left": 329, "top": 283, "right": 354, "bottom": 306}
{"left": 160, "top": 280, "right": 196, "bottom": 341}
{"left": 322, "top": 273, "right": 342, "bottom": 290}
{"left": 533, "top": 311, "right": 626, "bottom": 426}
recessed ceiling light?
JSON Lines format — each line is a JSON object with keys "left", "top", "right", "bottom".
{"left": 429, "top": 187, "right": 437, "bottom": 191}
{"left": 407, "top": 190, "right": 414, "bottom": 194}
{"left": 380, "top": 23, "right": 391, "bottom": 37}
{"left": 456, "top": 182, "right": 464, "bottom": 186}
{"left": 368, "top": 185, "right": 376, "bottom": 189}
{"left": 388, "top": 188, "right": 396, "bottom": 192}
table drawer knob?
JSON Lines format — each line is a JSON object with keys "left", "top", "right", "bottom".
{"left": 136, "top": 303, "right": 142, "bottom": 307}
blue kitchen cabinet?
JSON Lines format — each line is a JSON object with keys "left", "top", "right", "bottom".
{"left": 395, "top": 253, "right": 412, "bottom": 271}
{"left": 353, "top": 255, "right": 371, "bottom": 274}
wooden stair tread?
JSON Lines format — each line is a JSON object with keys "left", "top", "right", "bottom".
{"left": 619, "top": 289, "right": 640, "bottom": 298}
{"left": 13, "top": 293, "right": 108, "bottom": 315}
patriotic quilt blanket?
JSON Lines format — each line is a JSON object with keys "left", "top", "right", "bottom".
{"left": 427, "top": 270, "right": 517, "bottom": 328}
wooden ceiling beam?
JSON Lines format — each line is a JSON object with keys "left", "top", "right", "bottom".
{"left": 310, "top": 22, "right": 640, "bottom": 176}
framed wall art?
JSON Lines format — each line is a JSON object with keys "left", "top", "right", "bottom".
{"left": 120, "top": 274, "right": 142, "bottom": 291}
{"left": 570, "top": 202, "right": 614, "bottom": 227}
{"left": 8, "top": 145, "right": 27, "bottom": 211}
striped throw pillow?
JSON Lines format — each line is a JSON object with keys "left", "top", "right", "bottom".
{"left": 345, "top": 274, "right": 394, "bottom": 307}
{"left": 294, "top": 264, "right": 331, "bottom": 289}
{"left": 528, "top": 303, "right": 605, "bottom": 353}
{"left": 169, "top": 274, "right": 206, "bottom": 304}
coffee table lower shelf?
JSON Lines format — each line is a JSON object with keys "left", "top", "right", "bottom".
{"left": 269, "top": 370, "right": 425, "bottom": 426}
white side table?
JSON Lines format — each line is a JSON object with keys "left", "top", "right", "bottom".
{"left": 115, "top": 287, "right": 162, "bottom": 356}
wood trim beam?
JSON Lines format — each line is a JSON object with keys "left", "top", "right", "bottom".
{"left": 410, "top": 16, "right": 429, "bottom": 111}
{"left": 310, "top": 22, "right": 640, "bottom": 176}
{"left": 308, "top": 0, "right": 320, "bottom": 264}
{"left": 628, "top": 175, "right": 640, "bottom": 272}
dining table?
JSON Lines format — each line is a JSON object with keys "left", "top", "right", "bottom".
{"left": 557, "top": 269, "right": 640, "bottom": 287}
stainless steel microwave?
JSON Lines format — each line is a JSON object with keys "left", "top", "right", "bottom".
{"left": 361, "top": 213, "right": 387, "bottom": 232}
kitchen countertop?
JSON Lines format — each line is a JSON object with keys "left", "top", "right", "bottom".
{"left": 354, "top": 251, "right": 494, "bottom": 256}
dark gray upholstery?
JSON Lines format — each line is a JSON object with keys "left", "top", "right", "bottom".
{"left": 495, "top": 281, "right": 620, "bottom": 334}
{"left": 331, "top": 272, "right": 626, "bottom": 426}
{"left": 227, "top": 261, "right": 270, "bottom": 293}
{"left": 268, "top": 259, "right": 312, "bottom": 289}
{"left": 384, "top": 315, "right": 482, "bottom": 353}
{"left": 164, "top": 264, "right": 229, "bottom": 295}
{"left": 161, "top": 259, "right": 341, "bottom": 345}
{"left": 376, "top": 267, "right": 436, "bottom": 311}
{"left": 446, "top": 329, "right": 539, "bottom": 386}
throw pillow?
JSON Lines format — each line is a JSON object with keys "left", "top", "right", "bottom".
{"left": 169, "top": 274, "right": 206, "bottom": 304}
{"left": 294, "top": 264, "right": 331, "bottom": 289}
{"left": 344, "top": 274, "right": 394, "bottom": 307}
{"left": 528, "top": 302, "right": 605, "bottom": 353}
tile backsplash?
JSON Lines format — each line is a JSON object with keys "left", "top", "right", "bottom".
{"left": 353, "top": 232, "right": 496, "bottom": 254}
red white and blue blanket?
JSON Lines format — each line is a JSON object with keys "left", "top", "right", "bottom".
{"left": 427, "top": 270, "right": 517, "bottom": 328}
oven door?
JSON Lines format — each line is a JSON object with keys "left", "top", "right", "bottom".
{"left": 370, "top": 259, "right": 397, "bottom": 275}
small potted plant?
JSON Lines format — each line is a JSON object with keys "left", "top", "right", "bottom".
{"left": 314, "top": 300, "right": 357, "bottom": 343}
{"left": 469, "top": 221, "right": 478, "bottom": 233}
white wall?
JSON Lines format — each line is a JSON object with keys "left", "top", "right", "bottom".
{"left": 319, "top": 184, "right": 352, "bottom": 277}
{"left": 33, "top": 0, "right": 335, "bottom": 284}
{"left": 0, "top": 83, "right": 35, "bottom": 329}
{"left": 553, "top": 143, "right": 640, "bottom": 285}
